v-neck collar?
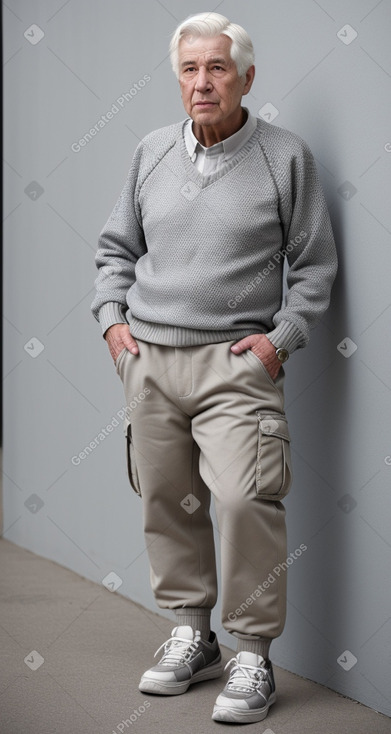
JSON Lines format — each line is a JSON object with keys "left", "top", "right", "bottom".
{"left": 178, "top": 118, "right": 262, "bottom": 189}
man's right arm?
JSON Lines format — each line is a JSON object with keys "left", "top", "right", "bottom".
{"left": 91, "top": 144, "right": 147, "bottom": 357}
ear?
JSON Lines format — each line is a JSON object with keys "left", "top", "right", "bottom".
{"left": 242, "top": 65, "right": 255, "bottom": 95}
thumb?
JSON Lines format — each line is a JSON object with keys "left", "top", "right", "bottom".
{"left": 230, "top": 335, "right": 256, "bottom": 354}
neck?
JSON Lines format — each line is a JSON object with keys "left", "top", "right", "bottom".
{"left": 192, "top": 107, "right": 247, "bottom": 147}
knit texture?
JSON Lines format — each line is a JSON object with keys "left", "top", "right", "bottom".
{"left": 91, "top": 118, "right": 337, "bottom": 351}
{"left": 236, "top": 636, "right": 272, "bottom": 659}
{"left": 174, "top": 607, "right": 211, "bottom": 640}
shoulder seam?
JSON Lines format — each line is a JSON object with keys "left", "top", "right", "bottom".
{"left": 138, "top": 139, "right": 178, "bottom": 194}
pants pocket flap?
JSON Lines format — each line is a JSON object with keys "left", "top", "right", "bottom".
{"left": 256, "top": 411, "right": 290, "bottom": 442}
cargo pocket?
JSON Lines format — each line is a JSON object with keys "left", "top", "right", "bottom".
{"left": 255, "top": 411, "right": 292, "bottom": 500}
{"left": 124, "top": 417, "right": 142, "bottom": 496}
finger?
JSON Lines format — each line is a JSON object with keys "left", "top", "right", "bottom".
{"left": 122, "top": 334, "right": 139, "bottom": 355}
{"left": 230, "top": 336, "right": 255, "bottom": 353}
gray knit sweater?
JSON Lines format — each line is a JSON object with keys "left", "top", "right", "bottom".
{"left": 91, "top": 117, "right": 337, "bottom": 352}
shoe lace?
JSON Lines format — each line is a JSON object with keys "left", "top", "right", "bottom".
{"left": 154, "top": 634, "right": 200, "bottom": 667}
{"left": 224, "top": 657, "right": 268, "bottom": 694}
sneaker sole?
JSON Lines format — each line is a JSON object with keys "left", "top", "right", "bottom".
{"left": 212, "top": 691, "right": 276, "bottom": 723}
{"left": 139, "top": 659, "right": 224, "bottom": 696}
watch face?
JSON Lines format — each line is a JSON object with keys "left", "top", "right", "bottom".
{"left": 276, "top": 348, "right": 289, "bottom": 363}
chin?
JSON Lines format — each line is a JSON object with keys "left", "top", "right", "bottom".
{"left": 193, "top": 109, "right": 221, "bottom": 122}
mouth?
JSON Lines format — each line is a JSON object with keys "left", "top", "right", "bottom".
{"left": 194, "top": 101, "right": 217, "bottom": 108}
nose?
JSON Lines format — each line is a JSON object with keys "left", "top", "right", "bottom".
{"left": 194, "top": 67, "right": 212, "bottom": 93}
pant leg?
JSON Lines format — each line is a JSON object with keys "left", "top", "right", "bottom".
{"left": 116, "top": 339, "right": 217, "bottom": 610}
{"left": 186, "top": 341, "right": 291, "bottom": 642}
{"left": 116, "top": 337, "right": 292, "bottom": 642}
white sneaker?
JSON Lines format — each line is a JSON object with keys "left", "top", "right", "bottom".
{"left": 212, "top": 651, "right": 276, "bottom": 723}
{"left": 139, "top": 625, "right": 223, "bottom": 695}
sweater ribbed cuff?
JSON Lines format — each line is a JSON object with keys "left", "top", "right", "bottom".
{"left": 266, "top": 320, "right": 306, "bottom": 354}
{"left": 98, "top": 302, "right": 128, "bottom": 338}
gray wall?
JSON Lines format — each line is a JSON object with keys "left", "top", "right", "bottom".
{"left": 3, "top": 0, "right": 391, "bottom": 717}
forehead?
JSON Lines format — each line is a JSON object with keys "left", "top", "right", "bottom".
{"left": 178, "top": 34, "right": 233, "bottom": 64}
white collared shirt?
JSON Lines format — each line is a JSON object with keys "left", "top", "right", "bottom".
{"left": 184, "top": 107, "right": 257, "bottom": 175}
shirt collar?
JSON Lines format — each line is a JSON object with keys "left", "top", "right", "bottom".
{"left": 184, "top": 107, "right": 257, "bottom": 162}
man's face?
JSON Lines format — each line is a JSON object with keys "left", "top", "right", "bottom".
{"left": 178, "top": 34, "right": 254, "bottom": 133}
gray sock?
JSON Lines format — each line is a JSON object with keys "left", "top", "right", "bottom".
{"left": 236, "top": 636, "right": 271, "bottom": 660}
{"left": 174, "top": 607, "right": 211, "bottom": 640}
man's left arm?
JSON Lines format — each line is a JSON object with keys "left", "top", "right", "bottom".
{"left": 231, "top": 139, "right": 338, "bottom": 378}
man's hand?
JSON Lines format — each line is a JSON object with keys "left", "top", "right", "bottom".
{"left": 231, "top": 334, "right": 282, "bottom": 380}
{"left": 104, "top": 323, "right": 139, "bottom": 362}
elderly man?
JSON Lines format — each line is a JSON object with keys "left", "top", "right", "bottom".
{"left": 92, "top": 12, "right": 337, "bottom": 725}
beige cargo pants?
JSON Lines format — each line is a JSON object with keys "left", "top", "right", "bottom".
{"left": 115, "top": 338, "right": 292, "bottom": 642}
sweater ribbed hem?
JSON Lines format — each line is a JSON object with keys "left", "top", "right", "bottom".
{"left": 99, "top": 302, "right": 128, "bottom": 337}
{"left": 128, "top": 316, "right": 265, "bottom": 347}
{"left": 99, "top": 309, "right": 305, "bottom": 353}
{"left": 266, "top": 320, "right": 306, "bottom": 353}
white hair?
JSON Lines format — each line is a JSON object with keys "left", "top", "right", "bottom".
{"left": 169, "top": 12, "right": 255, "bottom": 79}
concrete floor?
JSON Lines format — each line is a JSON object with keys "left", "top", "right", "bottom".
{"left": 0, "top": 538, "right": 390, "bottom": 734}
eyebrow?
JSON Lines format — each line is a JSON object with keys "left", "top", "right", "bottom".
{"left": 180, "top": 56, "right": 228, "bottom": 68}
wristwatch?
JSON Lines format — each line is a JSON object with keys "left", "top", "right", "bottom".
{"left": 275, "top": 347, "right": 289, "bottom": 363}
